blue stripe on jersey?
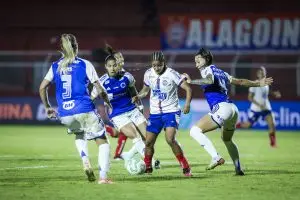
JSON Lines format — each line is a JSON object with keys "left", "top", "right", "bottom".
{"left": 101, "top": 73, "right": 136, "bottom": 118}
{"left": 156, "top": 78, "right": 162, "bottom": 113}
{"left": 201, "top": 65, "right": 231, "bottom": 110}
{"left": 52, "top": 57, "right": 95, "bottom": 117}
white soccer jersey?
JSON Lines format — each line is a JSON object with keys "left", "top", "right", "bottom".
{"left": 249, "top": 86, "right": 272, "bottom": 112}
{"left": 144, "top": 67, "right": 185, "bottom": 114}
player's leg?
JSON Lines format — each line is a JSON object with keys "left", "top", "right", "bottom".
{"left": 80, "top": 111, "right": 112, "bottom": 184}
{"left": 61, "top": 115, "right": 95, "bottom": 182}
{"left": 190, "top": 114, "right": 224, "bottom": 170}
{"left": 144, "top": 114, "right": 163, "bottom": 173}
{"left": 105, "top": 123, "right": 128, "bottom": 160}
{"left": 165, "top": 127, "right": 191, "bottom": 176}
{"left": 265, "top": 112, "right": 277, "bottom": 147}
{"left": 130, "top": 108, "right": 160, "bottom": 169}
{"left": 236, "top": 110, "right": 257, "bottom": 129}
{"left": 118, "top": 122, "right": 146, "bottom": 160}
{"left": 222, "top": 104, "right": 244, "bottom": 175}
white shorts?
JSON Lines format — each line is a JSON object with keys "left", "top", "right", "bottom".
{"left": 209, "top": 102, "right": 239, "bottom": 130}
{"left": 60, "top": 111, "right": 106, "bottom": 140}
{"left": 111, "top": 108, "right": 146, "bottom": 131}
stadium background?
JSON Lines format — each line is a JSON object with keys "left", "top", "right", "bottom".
{"left": 0, "top": 0, "right": 300, "bottom": 130}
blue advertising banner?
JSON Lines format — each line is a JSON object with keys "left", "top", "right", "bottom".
{"left": 160, "top": 14, "right": 300, "bottom": 51}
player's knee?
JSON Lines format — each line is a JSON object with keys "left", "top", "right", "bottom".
{"left": 190, "top": 126, "right": 202, "bottom": 137}
{"left": 165, "top": 137, "right": 176, "bottom": 146}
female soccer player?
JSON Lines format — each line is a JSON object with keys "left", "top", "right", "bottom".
{"left": 183, "top": 48, "right": 273, "bottom": 175}
{"left": 132, "top": 51, "right": 192, "bottom": 176}
{"left": 236, "top": 66, "right": 281, "bottom": 147}
{"left": 91, "top": 53, "right": 148, "bottom": 164}
{"left": 39, "top": 34, "right": 113, "bottom": 184}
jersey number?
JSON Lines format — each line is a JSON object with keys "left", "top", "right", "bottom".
{"left": 218, "top": 78, "right": 227, "bottom": 94}
{"left": 61, "top": 74, "right": 72, "bottom": 99}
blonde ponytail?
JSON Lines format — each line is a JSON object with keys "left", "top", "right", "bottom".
{"left": 58, "top": 34, "right": 78, "bottom": 74}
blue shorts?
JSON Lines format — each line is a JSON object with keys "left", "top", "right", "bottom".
{"left": 146, "top": 111, "right": 181, "bottom": 134}
{"left": 248, "top": 110, "right": 272, "bottom": 124}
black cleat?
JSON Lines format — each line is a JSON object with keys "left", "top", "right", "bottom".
{"left": 154, "top": 160, "right": 161, "bottom": 169}
{"left": 85, "top": 169, "right": 96, "bottom": 182}
{"left": 235, "top": 169, "right": 245, "bottom": 176}
{"left": 183, "top": 168, "right": 192, "bottom": 177}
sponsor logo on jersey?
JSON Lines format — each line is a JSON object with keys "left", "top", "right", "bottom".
{"left": 62, "top": 100, "right": 75, "bottom": 110}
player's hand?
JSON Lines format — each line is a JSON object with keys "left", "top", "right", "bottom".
{"left": 260, "top": 77, "right": 273, "bottom": 86}
{"left": 46, "top": 107, "right": 57, "bottom": 119}
{"left": 182, "top": 73, "right": 191, "bottom": 84}
{"left": 132, "top": 96, "right": 139, "bottom": 104}
{"left": 183, "top": 104, "right": 190, "bottom": 114}
{"left": 273, "top": 91, "right": 281, "bottom": 98}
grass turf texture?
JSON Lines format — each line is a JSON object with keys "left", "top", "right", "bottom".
{"left": 0, "top": 125, "right": 299, "bottom": 200}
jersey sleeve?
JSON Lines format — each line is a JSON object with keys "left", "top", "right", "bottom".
{"left": 85, "top": 60, "right": 99, "bottom": 83}
{"left": 170, "top": 69, "right": 185, "bottom": 86}
{"left": 44, "top": 66, "right": 54, "bottom": 82}
{"left": 143, "top": 70, "right": 150, "bottom": 86}
{"left": 201, "top": 66, "right": 215, "bottom": 83}
{"left": 124, "top": 72, "right": 136, "bottom": 87}
{"left": 224, "top": 72, "right": 233, "bottom": 83}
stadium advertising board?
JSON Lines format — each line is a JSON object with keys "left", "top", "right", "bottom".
{"left": 160, "top": 13, "right": 300, "bottom": 51}
{"left": 1, "top": 98, "right": 299, "bottom": 130}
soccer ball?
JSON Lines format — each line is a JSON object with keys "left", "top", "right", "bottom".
{"left": 125, "top": 156, "right": 146, "bottom": 175}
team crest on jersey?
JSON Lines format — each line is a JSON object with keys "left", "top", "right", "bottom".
{"left": 120, "top": 82, "right": 126, "bottom": 88}
{"left": 105, "top": 80, "right": 110, "bottom": 85}
{"left": 162, "top": 79, "right": 168, "bottom": 86}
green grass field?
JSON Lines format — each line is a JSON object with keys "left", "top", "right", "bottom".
{"left": 0, "top": 125, "right": 300, "bottom": 200}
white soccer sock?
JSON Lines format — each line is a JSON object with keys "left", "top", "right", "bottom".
{"left": 75, "top": 139, "right": 91, "bottom": 170}
{"left": 190, "top": 126, "right": 219, "bottom": 159}
{"left": 224, "top": 140, "right": 241, "bottom": 169}
{"left": 132, "top": 137, "right": 145, "bottom": 157}
{"left": 98, "top": 143, "right": 110, "bottom": 180}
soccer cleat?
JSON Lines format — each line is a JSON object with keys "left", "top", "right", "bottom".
{"left": 206, "top": 157, "right": 225, "bottom": 170}
{"left": 154, "top": 160, "right": 161, "bottom": 169}
{"left": 84, "top": 169, "right": 96, "bottom": 182}
{"left": 183, "top": 168, "right": 192, "bottom": 177}
{"left": 235, "top": 168, "right": 245, "bottom": 176}
{"left": 144, "top": 166, "right": 153, "bottom": 174}
{"left": 113, "top": 155, "right": 123, "bottom": 161}
{"left": 98, "top": 179, "right": 114, "bottom": 184}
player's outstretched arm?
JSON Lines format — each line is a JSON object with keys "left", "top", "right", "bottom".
{"left": 132, "top": 84, "right": 150, "bottom": 103}
{"left": 182, "top": 73, "right": 214, "bottom": 85}
{"left": 231, "top": 77, "right": 273, "bottom": 87}
{"left": 129, "top": 85, "right": 144, "bottom": 112}
{"left": 93, "top": 81, "right": 112, "bottom": 109}
{"left": 39, "top": 79, "right": 56, "bottom": 118}
{"left": 180, "top": 81, "right": 192, "bottom": 114}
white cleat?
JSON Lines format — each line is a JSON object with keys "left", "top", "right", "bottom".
{"left": 206, "top": 157, "right": 225, "bottom": 170}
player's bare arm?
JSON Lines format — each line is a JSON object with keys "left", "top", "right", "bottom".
{"left": 231, "top": 77, "right": 273, "bottom": 87}
{"left": 180, "top": 81, "right": 192, "bottom": 114}
{"left": 132, "top": 84, "right": 150, "bottom": 103}
{"left": 128, "top": 85, "right": 144, "bottom": 111}
{"left": 93, "top": 81, "right": 112, "bottom": 109}
{"left": 183, "top": 73, "right": 214, "bottom": 85}
{"left": 39, "top": 79, "right": 56, "bottom": 118}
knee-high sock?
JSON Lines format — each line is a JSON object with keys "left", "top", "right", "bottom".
{"left": 190, "top": 126, "right": 219, "bottom": 159}
{"left": 98, "top": 143, "right": 110, "bottom": 179}
{"left": 75, "top": 139, "right": 91, "bottom": 169}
